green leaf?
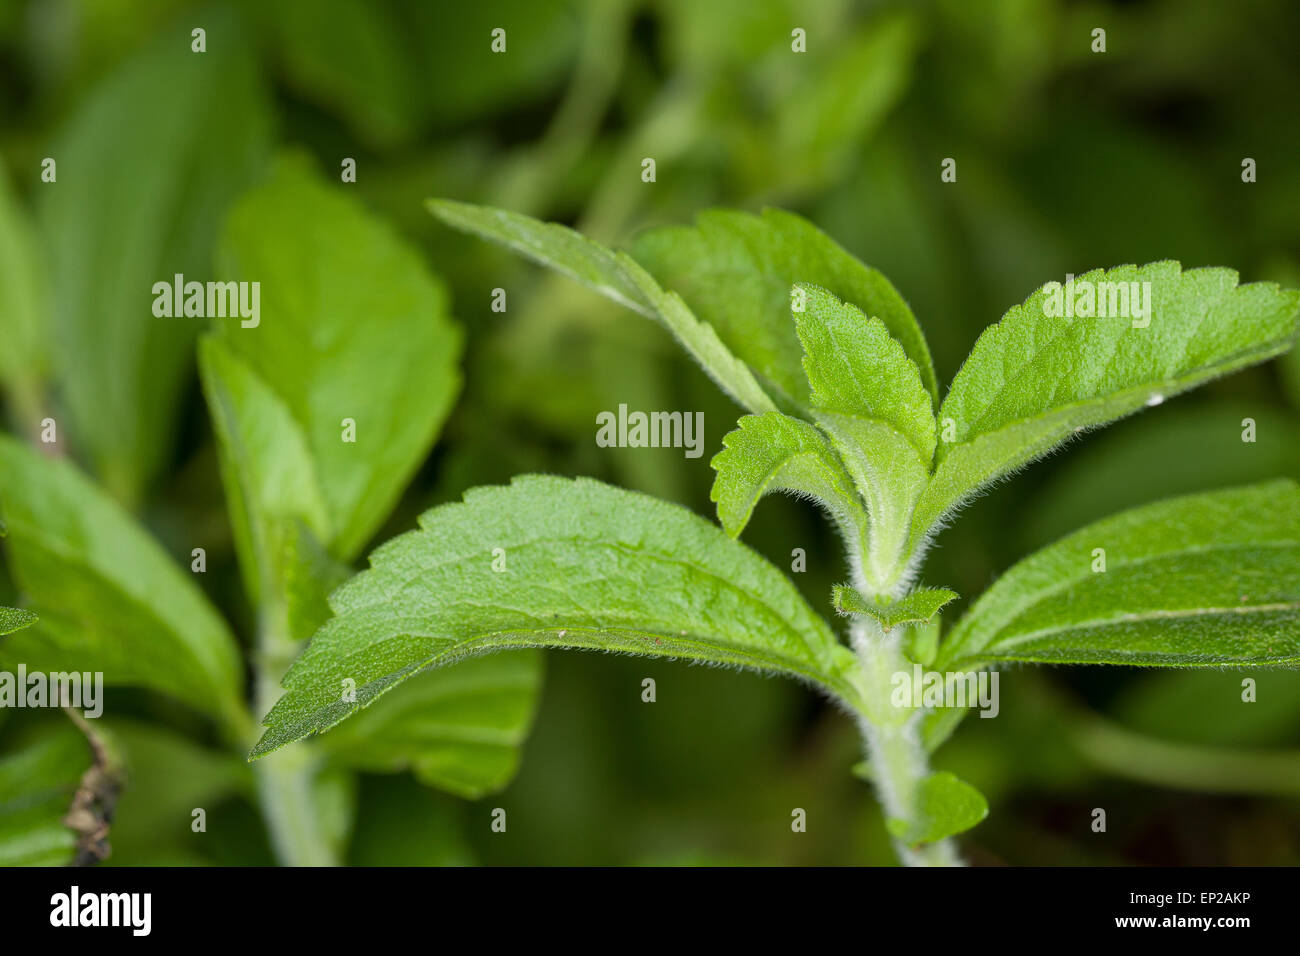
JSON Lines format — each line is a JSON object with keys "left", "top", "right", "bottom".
{"left": 426, "top": 198, "right": 778, "bottom": 415}
{"left": 886, "top": 771, "right": 988, "bottom": 846}
{"left": 788, "top": 284, "right": 936, "bottom": 588}
{"left": 0, "top": 166, "right": 48, "bottom": 402}
{"left": 0, "top": 723, "right": 93, "bottom": 866}
{"left": 0, "top": 606, "right": 36, "bottom": 637}
{"left": 631, "top": 209, "right": 937, "bottom": 403}
{"left": 912, "top": 263, "right": 1300, "bottom": 550}
{"left": 834, "top": 585, "right": 957, "bottom": 632}
{"left": 100, "top": 719, "right": 249, "bottom": 862}
{"left": 37, "top": 12, "right": 271, "bottom": 504}
{"left": 938, "top": 480, "right": 1300, "bottom": 669}
{"left": 253, "top": 475, "right": 859, "bottom": 757}
{"left": 710, "top": 411, "right": 867, "bottom": 558}
{"left": 204, "top": 157, "right": 462, "bottom": 593}
{"left": 794, "top": 284, "right": 936, "bottom": 456}
{"left": 319, "top": 651, "right": 543, "bottom": 799}
{"left": 0, "top": 436, "right": 245, "bottom": 728}
{"left": 347, "top": 775, "right": 475, "bottom": 866}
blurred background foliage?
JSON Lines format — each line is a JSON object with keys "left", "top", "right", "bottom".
{"left": 1, "top": 0, "right": 1298, "bottom": 865}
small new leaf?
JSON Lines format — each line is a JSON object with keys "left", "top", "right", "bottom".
{"left": 794, "top": 283, "right": 935, "bottom": 459}
{"left": 710, "top": 412, "right": 867, "bottom": 560}
{"left": 318, "top": 652, "right": 543, "bottom": 799}
{"left": 834, "top": 585, "right": 957, "bottom": 632}
{"left": 886, "top": 771, "right": 988, "bottom": 846}
{"left": 253, "top": 476, "right": 861, "bottom": 758}
{"left": 0, "top": 436, "right": 245, "bottom": 728}
{"left": 210, "top": 157, "right": 462, "bottom": 576}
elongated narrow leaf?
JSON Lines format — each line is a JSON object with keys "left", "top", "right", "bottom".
{"left": 38, "top": 12, "right": 271, "bottom": 504}
{"left": 253, "top": 476, "right": 859, "bottom": 757}
{"left": 710, "top": 411, "right": 867, "bottom": 558}
{"left": 631, "top": 208, "right": 937, "bottom": 402}
{"left": 0, "top": 725, "right": 91, "bottom": 866}
{"left": 886, "top": 771, "right": 988, "bottom": 847}
{"left": 426, "top": 198, "right": 778, "bottom": 414}
{"left": 834, "top": 585, "right": 956, "bottom": 632}
{"left": 912, "top": 263, "right": 1300, "bottom": 548}
{"left": 938, "top": 480, "right": 1300, "bottom": 669}
{"left": 319, "top": 651, "right": 542, "bottom": 798}
{"left": 0, "top": 437, "right": 245, "bottom": 728}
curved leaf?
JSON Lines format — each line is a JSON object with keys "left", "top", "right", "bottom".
{"left": 0, "top": 437, "right": 245, "bottom": 727}
{"left": 710, "top": 411, "right": 867, "bottom": 559}
{"left": 253, "top": 475, "right": 858, "bottom": 757}
{"left": 318, "top": 651, "right": 542, "bottom": 799}
{"left": 427, "top": 198, "right": 777, "bottom": 414}
{"left": 210, "top": 157, "right": 462, "bottom": 571}
{"left": 886, "top": 771, "right": 988, "bottom": 846}
{"left": 913, "top": 263, "right": 1300, "bottom": 549}
{"left": 37, "top": 12, "right": 271, "bottom": 503}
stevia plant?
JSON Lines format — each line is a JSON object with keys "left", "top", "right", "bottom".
{"left": 0, "top": 157, "right": 543, "bottom": 866}
{"left": 251, "top": 200, "right": 1300, "bottom": 865}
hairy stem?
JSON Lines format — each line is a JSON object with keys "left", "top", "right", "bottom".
{"left": 850, "top": 617, "right": 962, "bottom": 866}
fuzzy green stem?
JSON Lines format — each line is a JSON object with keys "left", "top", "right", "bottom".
{"left": 850, "top": 617, "right": 962, "bottom": 866}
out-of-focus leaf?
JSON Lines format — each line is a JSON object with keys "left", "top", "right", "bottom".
{"left": 1072, "top": 713, "right": 1300, "bottom": 796}
{"left": 202, "top": 156, "right": 462, "bottom": 596}
{"left": 38, "top": 12, "right": 271, "bottom": 504}
{"left": 886, "top": 771, "right": 987, "bottom": 846}
{"left": 320, "top": 652, "right": 543, "bottom": 799}
{"left": 1018, "top": 401, "right": 1300, "bottom": 553}
{"left": 939, "top": 481, "right": 1300, "bottom": 668}
{"left": 427, "top": 198, "right": 777, "bottom": 414}
{"left": 0, "top": 436, "right": 245, "bottom": 729}
{"left": 0, "top": 723, "right": 90, "bottom": 866}
{"left": 912, "top": 263, "right": 1300, "bottom": 550}
{"left": 262, "top": 0, "right": 578, "bottom": 145}
{"left": 631, "top": 211, "right": 937, "bottom": 403}
{"left": 1109, "top": 671, "right": 1300, "bottom": 750}
{"left": 253, "top": 475, "right": 859, "bottom": 758}
{"left": 346, "top": 774, "right": 475, "bottom": 866}
{"left": 102, "top": 719, "right": 249, "bottom": 860}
